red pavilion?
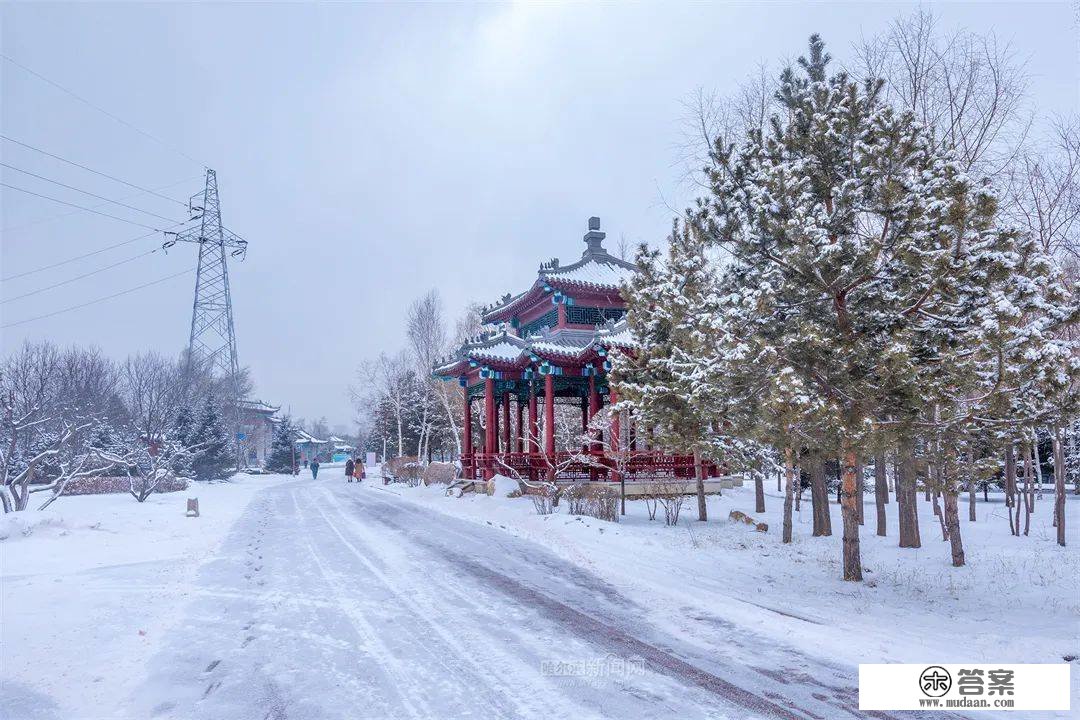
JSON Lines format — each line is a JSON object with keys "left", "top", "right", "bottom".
{"left": 434, "top": 217, "right": 727, "bottom": 487}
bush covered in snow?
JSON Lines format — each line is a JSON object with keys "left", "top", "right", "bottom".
{"left": 62, "top": 474, "right": 189, "bottom": 496}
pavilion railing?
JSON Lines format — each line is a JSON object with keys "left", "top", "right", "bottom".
{"left": 461, "top": 451, "right": 722, "bottom": 483}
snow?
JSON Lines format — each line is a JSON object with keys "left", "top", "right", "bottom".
{"left": 2, "top": 469, "right": 1075, "bottom": 719}
{"left": 472, "top": 339, "right": 527, "bottom": 363}
{"left": 543, "top": 257, "right": 636, "bottom": 290}
{"left": 389, "top": 476, "right": 1080, "bottom": 718}
{"left": 0, "top": 473, "right": 291, "bottom": 720}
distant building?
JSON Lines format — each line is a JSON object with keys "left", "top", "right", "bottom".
{"left": 294, "top": 430, "right": 330, "bottom": 464}
{"left": 328, "top": 435, "right": 356, "bottom": 462}
{"left": 238, "top": 399, "right": 279, "bottom": 468}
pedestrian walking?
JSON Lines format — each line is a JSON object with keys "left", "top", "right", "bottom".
{"left": 310, "top": 459, "right": 320, "bottom": 479}
{"left": 345, "top": 458, "right": 355, "bottom": 482}
{"left": 353, "top": 458, "right": 364, "bottom": 482}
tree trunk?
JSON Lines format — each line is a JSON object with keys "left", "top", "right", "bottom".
{"left": 810, "top": 459, "right": 832, "bottom": 537}
{"left": 782, "top": 447, "right": 795, "bottom": 544}
{"left": 693, "top": 448, "right": 707, "bottom": 522}
{"left": 395, "top": 412, "right": 404, "bottom": 458}
{"left": 942, "top": 490, "right": 965, "bottom": 567}
{"left": 438, "top": 386, "right": 462, "bottom": 457}
{"left": 933, "top": 491, "right": 948, "bottom": 540}
{"left": 754, "top": 471, "right": 765, "bottom": 514}
{"left": 967, "top": 451, "right": 976, "bottom": 522}
{"left": 874, "top": 450, "right": 887, "bottom": 537}
{"left": 1005, "top": 444, "right": 1018, "bottom": 536}
{"left": 889, "top": 454, "right": 897, "bottom": 496}
{"left": 929, "top": 457, "right": 940, "bottom": 516}
{"left": 1033, "top": 431, "right": 1045, "bottom": 498}
{"left": 794, "top": 469, "right": 802, "bottom": 512}
{"left": 1022, "top": 442, "right": 1033, "bottom": 536}
{"left": 840, "top": 446, "right": 862, "bottom": 581}
{"left": 855, "top": 458, "right": 864, "bottom": 526}
{"left": 897, "top": 438, "right": 921, "bottom": 548}
{"left": 1053, "top": 426, "right": 1066, "bottom": 547}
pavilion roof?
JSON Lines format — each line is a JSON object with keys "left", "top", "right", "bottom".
{"left": 595, "top": 317, "right": 638, "bottom": 349}
{"left": 433, "top": 318, "right": 635, "bottom": 377}
{"left": 294, "top": 429, "right": 328, "bottom": 445}
{"left": 481, "top": 217, "right": 636, "bottom": 323}
{"left": 238, "top": 398, "right": 279, "bottom": 414}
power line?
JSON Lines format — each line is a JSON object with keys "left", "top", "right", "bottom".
{"left": 1, "top": 247, "right": 162, "bottom": 304}
{"left": 1, "top": 182, "right": 169, "bottom": 231}
{"left": 0, "top": 224, "right": 186, "bottom": 281}
{"left": 1, "top": 175, "right": 200, "bottom": 233}
{"left": 0, "top": 55, "right": 204, "bottom": 168}
{"left": 1, "top": 267, "right": 195, "bottom": 329}
{"left": 0, "top": 135, "right": 190, "bottom": 207}
{"left": 1, "top": 162, "right": 182, "bottom": 224}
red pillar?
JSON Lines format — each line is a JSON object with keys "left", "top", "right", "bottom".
{"left": 484, "top": 377, "right": 495, "bottom": 479}
{"left": 516, "top": 400, "right": 524, "bottom": 453}
{"left": 501, "top": 391, "right": 511, "bottom": 455}
{"left": 462, "top": 392, "right": 472, "bottom": 478}
{"left": 544, "top": 373, "right": 555, "bottom": 477}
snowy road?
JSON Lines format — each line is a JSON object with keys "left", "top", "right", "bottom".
{"left": 125, "top": 477, "right": 954, "bottom": 720}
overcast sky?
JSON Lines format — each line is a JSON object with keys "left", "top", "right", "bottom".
{"left": 1, "top": 2, "right": 1075, "bottom": 429}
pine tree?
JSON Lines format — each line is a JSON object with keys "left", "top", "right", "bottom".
{"left": 170, "top": 404, "right": 198, "bottom": 477}
{"left": 613, "top": 221, "right": 733, "bottom": 521}
{"left": 266, "top": 415, "right": 298, "bottom": 474}
{"left": 188, "top": 397, "right": 233, "bottom": 481}
{"left": 691, "top": 34, "right": 1038, "bottom": 579}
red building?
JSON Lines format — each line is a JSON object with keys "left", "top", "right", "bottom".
{"left": 435, "top": 217, "right": 719, "bottom": 485}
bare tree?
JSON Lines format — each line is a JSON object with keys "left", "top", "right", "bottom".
{"left": 407, "top": 290, "right": 450, "bottom": 461}
{"left": 853, "top": 8, "right": 1031, "bottom": 178}
{"left": 357, "top": 352, "right": 412, "bottom": 458}
{"left": 0, "top": 403, "right": 121, "bottom": 512}
{"left": 1005, "top": 118, "right": 1080, "bottom": 278}
{"left": 122, "top": 352, "right": 183, "bottom": 444}
{"left": 675, "top": 64, "right": 778, "bottom": 191}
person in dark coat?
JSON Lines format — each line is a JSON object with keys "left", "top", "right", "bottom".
{"left": 345, "top": 458, "right": 355, "bottom": 482}
{"left": 310, "top": 459, "right": 320, "bottom": 479}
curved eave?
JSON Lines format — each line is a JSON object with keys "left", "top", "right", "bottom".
{"left": 468, "top": 351, "right": 530, "bottom": 370}
{"left": 482, "top": 285, "right": 545, "bottom": 323}
{"left": 530, "top": 347, "right": 602, "bottom": 366}
{"left": 544, "top": 276, "right": 626, "bottom": 296}
{"left": 433, "top": 359, "right": 469, "bottom": 378}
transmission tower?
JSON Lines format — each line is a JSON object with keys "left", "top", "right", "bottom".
{"left": 165, "top": 168, "right": 247, "bottom": 379}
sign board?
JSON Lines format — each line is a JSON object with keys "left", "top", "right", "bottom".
{"left": 366, "top": 452, "right": 377, "bottom": 466}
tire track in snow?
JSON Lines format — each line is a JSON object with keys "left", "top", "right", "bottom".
{"left": 310, "top": 485, "right": 575, "bottom": 719}
{"left": 286, "top": 487, "right": 432, "bottom": 720}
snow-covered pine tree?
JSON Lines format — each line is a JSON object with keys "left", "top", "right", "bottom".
{"left": 187, "top": 397, "right": 233, "bottom": 482}
{"left": 958, "top": 232, "right": 1078, "bottom": 547}
{"left": 612, "top": 221, "right": 730, "bottom": 521}
{"left": 170, "top": 404, "right": 198, "bottom": 477}
{"left": 265, "top": 415, "right": 298, "bottom": 474}
{"left": 691, "top": 35, "right": 1032, "bottom": 580}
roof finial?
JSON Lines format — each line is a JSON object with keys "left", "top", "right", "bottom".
{"left": 583, "top": 216, "right": 606, "bottom": 255}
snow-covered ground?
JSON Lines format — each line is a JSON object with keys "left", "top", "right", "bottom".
{"left": 0, "top": 473, "right": 291, "bottom": 720}
{"left": 1, "top": 467, "right": 1075, "bottom": 719}
{"left": 389, "top": 476, "right": 1079, "bottom": 716}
